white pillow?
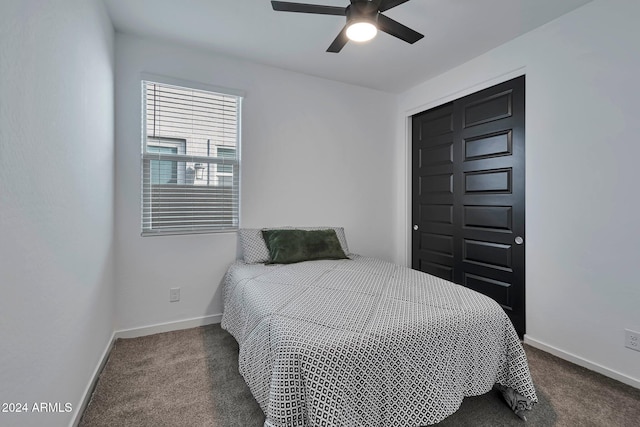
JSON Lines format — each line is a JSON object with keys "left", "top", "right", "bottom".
{"left": 238, "top": 227, "right": 350, "bottom": 264}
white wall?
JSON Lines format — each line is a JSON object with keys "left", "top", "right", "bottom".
{"left": 0, "top": 1, "right": 115, "bottom": 426}
{"left": 114, "top": 34, "right": 396, "bottom": 332}
{"left": 394, "top": 0, "right": 640, "bottom": 387}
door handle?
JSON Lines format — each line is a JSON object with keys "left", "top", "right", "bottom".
{"left": 515, "top": 236, "right": 524, "bottom": 245}
{"left": 413, "top": 225, "right": 419, "bottom": 231}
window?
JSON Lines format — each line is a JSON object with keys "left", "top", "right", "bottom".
{"left": 147, "top": 139, "right": 185, "bottom": 184}
{"left": 215, "top": 146, "right": 236, "bottom": 180}
{"left": 141, "top": 78, "right": 241, "bottom": 235}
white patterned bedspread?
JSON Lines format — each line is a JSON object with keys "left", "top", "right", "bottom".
{"left": 221, "top": 256, "right": 537, "bottom": 426}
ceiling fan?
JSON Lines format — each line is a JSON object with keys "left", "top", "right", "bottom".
{"left": 271, "top": 0, "right": 424, "bottom": 53}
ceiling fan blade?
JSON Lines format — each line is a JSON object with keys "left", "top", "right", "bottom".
{"left": 377, "top": 13, "right": 424, "bottom": 44}
{"left": 327, "top": 26, "right": 349, "bottom": 53}
{"left": 271, "top": 1, "right": 346, "bottom": 16}
{"left": 378, "top": 0, "right": 411, "bottom": 12}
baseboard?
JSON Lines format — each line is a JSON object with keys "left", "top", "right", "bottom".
{"left": 70, "top": 331, "right": 116, "bottom": 427}
{"left": 524, "top": 335, "right": 640, "bottom": 390}
{"left": 115, "top": 313, "right": 223, "bottom": 339}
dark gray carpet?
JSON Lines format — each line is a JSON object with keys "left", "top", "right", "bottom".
{"left": 79, "top": 324, "right": 640, "bottom": 427}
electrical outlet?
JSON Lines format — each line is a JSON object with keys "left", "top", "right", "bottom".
{"left": 169, "top": 287, "right": 180, "bottom": 302}
{"left": 625, "top": 329, "right": 640, "bottom": 352}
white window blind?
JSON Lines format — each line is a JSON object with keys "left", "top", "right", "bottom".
{"left": 141, "top": 80, "right": 241, "bottom": 235}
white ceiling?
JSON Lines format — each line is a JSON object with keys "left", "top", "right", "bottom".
{"left": 103, "top": 0, "right": 592, "bottom": 93}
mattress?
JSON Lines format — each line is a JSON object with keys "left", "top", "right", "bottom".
{"left": 221, "top": 255, "right": 537, "bottom": 426}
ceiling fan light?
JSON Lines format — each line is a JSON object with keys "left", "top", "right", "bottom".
{"left": 346, "top": 21, "right": 377, "bottom": 42}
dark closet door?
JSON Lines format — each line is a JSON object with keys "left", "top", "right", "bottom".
{"left": 412, "top": 76, "right": 526, "bottom": 336}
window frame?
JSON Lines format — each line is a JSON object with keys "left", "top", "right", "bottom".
{"left": 140, "top": 74, "right": 244, "bottom": 236}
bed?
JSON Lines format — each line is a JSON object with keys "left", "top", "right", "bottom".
{"left": 222, "top": 228, "right": 537, "bottom": 426}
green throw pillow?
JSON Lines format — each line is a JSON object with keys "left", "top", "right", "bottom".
{"left": 261, "top": 229, "right": 348, "bottom": 264}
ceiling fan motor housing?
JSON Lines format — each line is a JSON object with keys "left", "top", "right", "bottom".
{"left": 346, "top": 1, "right": 380, "bottom": 26}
